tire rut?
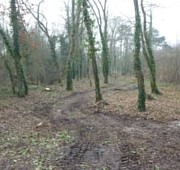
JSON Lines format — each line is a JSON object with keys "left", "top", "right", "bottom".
{"left": 48, "top": 87, "right": 180, "bottom": 169}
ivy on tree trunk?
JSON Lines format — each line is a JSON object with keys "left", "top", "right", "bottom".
{"left": 10, "top": 0, "right": 28, "bottom": 97}
{"left": 102, "top": 33, "right": 109, "bottom": 84}
{"left": 82, "top": 0, "right": 102, "bottom": 102}
{"left": 133, "top": 0, "right": 146, "bottom": 111}
{"left": 66, "top": 60, "right": 73, "bottom": 91}
{"left": 66, "top": 0, "right": 77, "bottom": 91}
{"left": 141, "top": 0, "right": 161, "bottom": 94}
{"left": 0, "top": 27, "right": 16, "bottom": 94}
{"left": 90, "top": 0, "right": 109, "bottom": 84}
{"left": 3, "top": 57, "right": 16, "bottom": 94}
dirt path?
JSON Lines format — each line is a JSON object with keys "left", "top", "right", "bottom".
{"left": 50, "top": 86, "right": 180, "bottom": 169}
{"left": 0, "top": 81, "right": 180, "bottom": 170}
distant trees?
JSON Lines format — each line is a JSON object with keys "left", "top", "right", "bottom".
{"left": 27, "top": 26, "right": 53, "bottom": 84}
{"left": 152, "top": 28, "right": 166, "bottom": 49}
{"left": 108, "top": 17, "right": 134, "bottom": 77}
{"left": 24, "top": 0, "right": 61, "bottom": 83}
{"left": 155, "top": 44, "right": 180, "bottom": 83}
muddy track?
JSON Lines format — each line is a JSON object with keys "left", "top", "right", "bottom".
{"left": 48, "top": 87, "right": 180, "bottom": 169}
{"left": 1, "top": 83, "right": 178, "bottom": 170}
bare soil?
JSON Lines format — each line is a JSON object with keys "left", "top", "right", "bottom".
{"left": 0, "top": 77, "right": 180, "bottom": 170}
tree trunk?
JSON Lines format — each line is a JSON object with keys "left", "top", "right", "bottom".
{"left": 90, "top": 0, "right": 109, "bottom": 84}
{"left": 66, "top": 0, "right": 76, "bottom": 91}
{"left": 3, "top": 57, "right": 16, "bottom": 94}
{"left": 11, "top": 0, "right": 28, "bottom": 97}
{"left": 0, "top": 27, "right": 16, "bottom": 94}
{"left": 102, "top": 0, "right": 109, "bottom": 84}
{"left": 82, "top": 0, "right": 102, "bottom": 102}
{"left": 141, "top": 0, "right": 160, "bottom": 94}
{"left": 101, "top": 33, "right": 109, "bottom": 84}
{"left": 66, "top": 60, "right": 73, "bottom": 90}
{"left": 133, "top": 0, "right": 146, "bottom": 111}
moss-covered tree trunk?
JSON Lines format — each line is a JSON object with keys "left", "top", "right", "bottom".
{"left": 82, "top": 0, "right": 102, "bottom": 102}
{"left": 3, "top": 57, "right": 16, "bottom": 94}
{"left": 0, "top": 27, "right": 16, "bottom": 94}
{"left": 66, "top": 58, "right": 73, "bottom": 91}
{"left": 90, "top": 0, "right": 109, "bottom": 84}
{"left": 11, "top": 0, "right": 28, "bottom": 97}
{"left": 66, "top": 60, "right": 73, "bottom": 90}
{"left": 101, "top": 0, "right": 109, "bottom": 84}
{"left": 133, "top": 0, "right": 146, "bottom": 111}
{"left": 141, "top": 0, "right": 160, "bottom": 94}
{"left": 66, "top": 0, "right": 76, "bottom": 91}
{"left": 74, "top": 0, "right": 83, "bottom": 81}
{"left": 101, "top": 32, "right": 109, "bottom": 84}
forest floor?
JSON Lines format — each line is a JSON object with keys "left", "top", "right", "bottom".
{"left": 0, "top": 76, "right": 180, "bottom": 170}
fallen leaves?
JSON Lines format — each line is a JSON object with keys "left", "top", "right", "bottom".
{"left": 0, "top": 77, "right": 180, "bottom": 169}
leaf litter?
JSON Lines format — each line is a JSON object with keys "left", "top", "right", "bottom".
{"left": 0, "top": 76, "right": 180, "bottom": 169}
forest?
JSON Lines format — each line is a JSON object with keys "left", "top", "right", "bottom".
{"left": 0, "top": 0, "right": 180, "bottom": 169}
